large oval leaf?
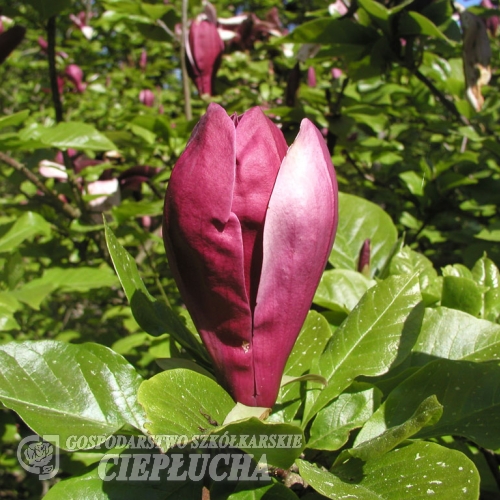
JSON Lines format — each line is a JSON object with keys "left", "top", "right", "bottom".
{"left": 298, "top": 441, "right": 479, "bottom": 499}
{"left": 0, "top": 341, "right": 145, "bottom": 448}
{"left": 303, "top": 273, "right": 423, "bottom": 424}
{"left": 329, "top": 193, "right": 398, "bottom": 277}
{"left": 356, "top": 359, "right": 500, "bottom": 449}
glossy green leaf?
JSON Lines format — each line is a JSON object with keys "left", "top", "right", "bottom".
{"left": 389, "top": 246, "right": 441, "bottom": 304}
{"left": 213, "top": 418, "right": 305, "bottom": 469}
{"left": 138, "top": 368, "right": 234, "bottom": 444}
{"left": 308, "top": 383, "right": 381, "bottom": 451}
{"left": 356, "top": 359, "right": 500, "bottom": 448}
{"left": 224, "top": 482, "right": 299, "bottom": 500}
{"left": 0, "top": 212, "right": 51, "bottom": 253}
{"left": 399, "top": 11, "right": 452, "bottom": 43}
{"left": 303, "top": 274, "right": 422, "bottom": 425}
{"left": 44, "top": 457, "right": 203, "bottom": 499}
{"left": 343, "top": 395, "right": 442, "bottom": 461}
{"left": 329, "top": 193, "right": 398, "bottom": 277}
{"left": 441, "top": 276, "right": 483, "bottom": 316}
{"left": 0, "top": 307, "right": 20, "bottom": 331}
{"left": 10, "top": 279, "right": 58, "bottom": 310}
{"left": 282, "top": 18, "right": 379, "bottom": 45}
{"left": 271, "top": 312, "right": 333, "bottom": 424}
{"left": 298, "top": 441, "right": 479, "bottom": 499}
{"left": 0, "top": 341, "right": 145, "bottom": 448}
{"left": 34, "top": 122, "right": 116, "bottom": 151}
{"left": 104, "top": 221, "right": 207, "bottom": 363}
{"left": 472, "top": 255, "right": 500, "bottom": 321}
{"left": 411, "top": 307, "right": 500, "bottom": 364}
{"left": 11, "top": 266, "right": 118, "bottom": 310}
{"left": 0, "top": 110, "right": 30, "bottom": 130}
{"left": 313, "top": 269, "right": 376, "bottom": 313}
{"left": 358, "top": 0, "right": 390, "bottom": 34}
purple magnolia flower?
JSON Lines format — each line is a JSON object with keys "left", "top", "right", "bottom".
{"left": 163, "top": 103, "right": 338, "bottom": 407}
{"left": 331, "top": 67, "right": 343, "bottom": 79}
{"left": 139, "top": 49, "right": 147, "bottom": 70}
{"left": 358, "top": 238, "right": 371, "bottom": 275}
{"left": 481, "top": 0, "right": 499, "bottom": 36}
{"left": 186, "top": 17, "right": 224, "bottom": 96}
{"left": 307, "top": 66, "right": 317, "bottom": 88}
{"left": 0, "top": 25, "right": 26, "bottom": 65}
{"left": 139, "top": 89, "right": 155, "bottom": 107}
{"left": 65, "top": 64, "right": 86, "bottom": 93}
{"left": 69, "top": 11, "right": 94, "bottom": 39}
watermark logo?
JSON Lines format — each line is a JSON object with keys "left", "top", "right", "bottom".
{"left": 17, "top": 435, "right": 59, "bottom": 480}
{"left": 17, "top": 433, "right": 301, "bottom": 482}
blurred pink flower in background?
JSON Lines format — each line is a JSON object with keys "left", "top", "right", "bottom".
{"left": 139, "top": 89, "right": 155, "bottom": 107}
{"left": 65, "top": 64, "right": 86, "bottom": 93}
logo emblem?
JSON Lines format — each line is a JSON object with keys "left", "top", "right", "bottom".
{"left": 17, "top": 435, "right": 59, "bottom": 479}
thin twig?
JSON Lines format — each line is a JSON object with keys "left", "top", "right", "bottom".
{"left": 47, "top": 16, "right": 64, "bottom": 123}
{"left": 331, "top": 77, "right": 349, "bottom": 117}
{"left": 46, "top": 15, "right": 85, "bottom": 211}
{"left": 342, "top": 149, "right": 375, "bottom": 183}
{"left": 156, "top": 19, "right": 175, "bottom": 39}
{"left": 180, "top": 0, "right": 192, "bottom": 121}
{"left": 0, "top": 151, "right": 81, "bottom": 219}
{"left": 414, "top": 69, "right": 470, "bottom": 126}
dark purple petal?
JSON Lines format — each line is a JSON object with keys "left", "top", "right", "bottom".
{"left": 0, "top": 25, "right": 26, "bottom": 65}
{"left": 358, "top": 239, "right": 371, "bottom": 275}
{"left": 163, "top": 103, "right": 254, "bottom": 400}
{"left": 187, "top": 20, "right": 224, "bottom": 95}
{"left": 232, "top": 107, "right": 288, "bottom": 311}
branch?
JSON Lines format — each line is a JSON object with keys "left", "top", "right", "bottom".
{"left": 180, "top": 0, "right": 192, "bottom": 121}
{"left": 156, "top": 19, "right": 175, "bottom": 39}
{"left": 47, "top": 16, "right": 64, "bottom": 123}
{"left": 414, "top": 69, "right": 470, "bottom": 126}
{"left": 0, "top": 151, "right": 81, "bottom": 220}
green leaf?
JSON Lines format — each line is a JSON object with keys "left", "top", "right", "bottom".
{"left": 343, "top": 395, "right": 442, "bottom": 462}
{"left": 224, "top": 483, "right": 299, "bottom": 500}
{"left": 213, "top": 418, "right": 305, "bottom": 469}
{"left": 389, "top": 246, "right": 441, "bottom": 305}
{"left": 0, "top": 307, "right": 20, "bottom": 331}
{"left": 358, "top": 0, "right": 390, "bottom": 34}
{"left": 441, "top": 276, "right": 483, "bottom": 316}
{"left": 0, "top": 110, "right": 30, "bottom": 130}
{"left": 0, "top": 212, "right": 51, "bottom": 253}
{"left": 399, "top": 11, "right": 453, "bottom": 43}
{"left": 308, "top": 383, "right": 381, "bottom": 451}
{"left": 356, "top": 359, "right": 500, "bottom": 448}
{"left": 34, "top": 122, "right": 117, "bottom": 151}
{"left": 104, "top": 221, "right": 208, "bottom": 363}
{"left": 112, "top": 199, "right": 163, "bottom": 223}
{"left": 44, "top": 266, "right": 119, "bottom": 292}
{"left": 472, "top": 255, "right": 500, "bottom": 321}
{"left": 44, "top": 458, "right": 203, "bottom": 499}
{"left": 303, "top": 274, "right": 423, "bottom": 425}
{"left": 282, "top": 18, "right": 379, "bottom": 45}
{"left": 138, "top": 368, "right": 234, "bottom": 444}
{"left": 313, "top": 269, "right": 376, "bottom": 313}
{"left": 10, "top": 266, "right": 118, "bottom": 310}
{"left": 271, "top": 312, "right": 333, "bottom": 424}
{"left": 411, "top": 307, "right": 500, "bottom": 364}
{"left": 0, "top": 341, "right": 145, "bottom": 448}
{"left": 298, "top": 441, "right": 479, "bottom": 499}
{"left": 330, "top": 193, "right": 398, "bottom": 277}
{"left": 24, "top": 0, "right": 71, "bottom": 19}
